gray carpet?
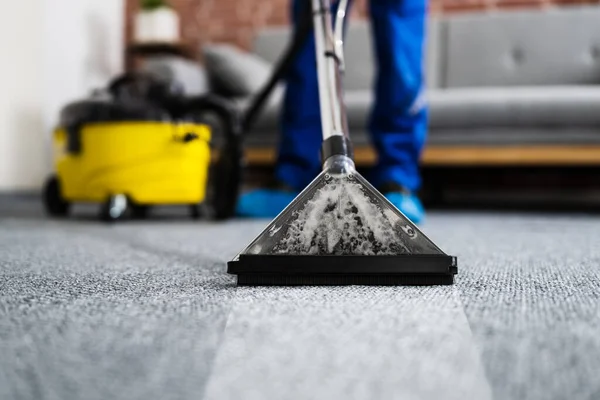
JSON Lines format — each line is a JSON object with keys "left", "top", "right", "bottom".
{"left": 1, "top": 195, "right": 599, "bottom": 400}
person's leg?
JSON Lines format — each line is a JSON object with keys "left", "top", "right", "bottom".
{"left": 368, "top": 0, "right": 428, "bottom": 222}
{"left": 274, "top": 0, "right": 324, "bottom": 191}
{"left": 277, "top": 0, "right": 355, "bottom": 189}
{"left": 237, "top": 0, "right": 352, "bottom": 218}
{"left": 237, "top": 0, "right": 319, "bottom": 218}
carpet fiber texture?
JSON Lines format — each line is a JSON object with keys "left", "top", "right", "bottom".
{"left": 1, "top": 196, "right": 599, "bottom": 400}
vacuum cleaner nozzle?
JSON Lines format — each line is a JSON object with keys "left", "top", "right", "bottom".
{"left": 228, "top": 155, "right": 458, "bottom": 286}
{"left": 228, "top": 0, "right": 457, "bottom": 286}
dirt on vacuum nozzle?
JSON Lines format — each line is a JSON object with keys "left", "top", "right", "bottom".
{"left": 242, "top": 164, "right": 445, "bottom": 257}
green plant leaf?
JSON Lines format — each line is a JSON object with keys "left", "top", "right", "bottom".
{"left": 140, "top": 0, "right": 169, "bottom": 11}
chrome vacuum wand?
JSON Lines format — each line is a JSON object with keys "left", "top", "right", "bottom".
{"left": 312, "top": 0, "right": 354, "bottom": 173}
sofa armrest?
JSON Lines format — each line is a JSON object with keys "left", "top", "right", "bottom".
{"left": 140, "top": 56, "right": 209, "bottom": 96}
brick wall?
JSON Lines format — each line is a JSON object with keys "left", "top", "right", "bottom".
{"left": 125, "top": 0, "right": 599, "bottom": 56}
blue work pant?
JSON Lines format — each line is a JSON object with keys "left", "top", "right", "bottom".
{"left": 276, "top": 0, "right": 429, "bottom": 192}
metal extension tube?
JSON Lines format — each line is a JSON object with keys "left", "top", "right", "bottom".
{"left": 312, "top": 0, "right": 353, "bottom": 163}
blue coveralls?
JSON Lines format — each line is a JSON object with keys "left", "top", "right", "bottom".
{"left": 276, "top": 0, "right": 429, "bottom": 192}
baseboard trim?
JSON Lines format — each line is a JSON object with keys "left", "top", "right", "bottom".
{"left": 242, "top": 145, "right": 600, "bottom": 167}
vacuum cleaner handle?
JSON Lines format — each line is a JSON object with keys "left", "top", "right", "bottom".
{"left": 313, "top": 0, "right": 353, "bottom": 163}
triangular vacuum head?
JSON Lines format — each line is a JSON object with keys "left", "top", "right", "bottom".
{"left": 228, "top": 156, "right": 457, "bottom": 286}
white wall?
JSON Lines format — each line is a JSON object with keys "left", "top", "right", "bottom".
{"left": 0, "top": 0, "right": 124, "bottom": 191}
{"left": 0, "top": 2, "right": 44, "bottom": 191}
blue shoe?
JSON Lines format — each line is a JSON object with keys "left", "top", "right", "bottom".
{"left": 236, "top": 187, "right": 299, "bottom": 218}
{"left": 380, "top": 183, "right": 425, "bottom": 224}
{"left": 236, "top": 182, "right": 425, "bottom": 223}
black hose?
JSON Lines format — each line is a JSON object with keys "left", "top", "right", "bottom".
{"left": 241, "top": 0, "right": 314, "bottom": 133}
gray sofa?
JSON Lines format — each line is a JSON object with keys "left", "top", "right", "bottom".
{"left": 144, "top": 5, "right": 600, "bottom": 156}
{"left": 244, "top": 5, "right": 600, "bottom": 150}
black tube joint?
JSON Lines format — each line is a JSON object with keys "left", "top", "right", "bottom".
{"left": 321, "top": 135, "right": 353, "bottom": 163}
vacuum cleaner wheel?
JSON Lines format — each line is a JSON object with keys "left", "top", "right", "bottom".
{"left": 43, "top": 176, "right": 71, "bottom": 217}
{"left": 99, "top": 194, "right": 131, "bottom": 222}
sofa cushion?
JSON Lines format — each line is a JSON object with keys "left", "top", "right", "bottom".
{"left": 428, "top": 87, "right": 600, "bottom": 128}
{"left": 244, "top": 89, "right": 373, "bottom": 134}
{"left": 343, "top": 22, "right": 374, "bottom": 91}
{"left": 243, "top": 86, "right": 600, "bottom": 136}
{"left": 253, "top": 27, "right": 291, "bottom": 65}
{"left": 240, "top": 88, "right": 374, "bottom": 147}
{"left": 444, "top": 7, "right": 600, "bottom": 88}
{"left": 426, "top": 128, "right": 600, "bottom": 146}
{"left": 236, "top": 84, "right": 285, "bottom": 130}
{"left": 202, "top": 44, "right": 273, "bottom": 96}
{"left": 252, "top": 19, "right": 443, "bottom": 91}
{"left": 252, "top": 24, "right": 377, "bottom": 91}
{"left": 141, "top": 56, "right": 209, "bottom": 96}
{"left": 344, "top": 19, "right": 444, "bottom": 90}
{"left": 425, "top": 16, "right": 443, "bottom": 89}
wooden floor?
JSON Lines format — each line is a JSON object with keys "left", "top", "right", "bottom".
{"left": 243, "top": 145, "right": 600, "bottom": 167}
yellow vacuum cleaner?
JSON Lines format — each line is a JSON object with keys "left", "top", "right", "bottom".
{"left": 43, "top": 72, "right": 242, "bottom": 221}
